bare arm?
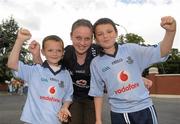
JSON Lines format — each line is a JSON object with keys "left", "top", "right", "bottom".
{"left": 94, "top": 97, "right": 103, "bottom": 124}
{"left": 7, "top": 28, "right": 31, "bottom": 71}
{"left": 160, "top": 16, "right": 176, "bottom": 57}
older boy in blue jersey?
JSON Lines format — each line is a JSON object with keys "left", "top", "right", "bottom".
{"left": 7, "top": 28, "right": 73, "bottom": 124}
{"left": 89, "top": 16, "right": 176, "bottom": 124}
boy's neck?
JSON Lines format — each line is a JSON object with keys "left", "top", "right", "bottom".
{"left": 46, "top": 61, "right": 59, "bottom": 67}
{"left": 104, "top": 46, "right": 116, "bottom": 55}
{"left": 49, "top": 64, "right": 61, "bottom": 72}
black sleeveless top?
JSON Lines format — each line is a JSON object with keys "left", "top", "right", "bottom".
{"left": 63, "top": 44, "right": 98, "bottom": 100}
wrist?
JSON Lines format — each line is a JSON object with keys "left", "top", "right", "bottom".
{"left": 32, "top": 54, "right": 41, "bottom": 58}
{"left": 95, "top": 116, "right": 102, "bottom": 122}
{"left": 16, "top": 38, "right": 26, "bottom": 43}
{"left": 95, "top": 120, "right": 102, "bottom": 124}
{"left": 166, "top": 29, "right": 176, "bottom": 33}
{"left": 62, "top": 103, "right": 71, "bottom": 109}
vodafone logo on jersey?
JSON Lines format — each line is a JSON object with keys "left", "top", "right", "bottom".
{"left": 48, "top": 86, "right": 56, "bottom": 96}
{"left": 115, "top": 70, "right": 139, "bottom": 95}
{"left": 40, "top": 86, "right": 61, "bottom": 103}
{"left": 117, "top": 70, "right": 129, "bottom": 82}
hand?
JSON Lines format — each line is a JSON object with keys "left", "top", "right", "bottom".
{"left": 17, "top": 28, "right": 31, "bottom": 42}
{"left": 142, "top": 77, "right": 152, "bottom": 89}
{"left": 28, "top": 40, "right": 41, "bottom": 56}
{"left": 58, "top": 107, "right": 71, "bottom": 123}
{"left": 160, "top": 16, "right": 176, "bottom": 32}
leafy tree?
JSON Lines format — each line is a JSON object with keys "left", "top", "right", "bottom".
{"left": 0, "top": 16, "right": 32, "bottom": 82}
{"left": 155, "top": 48, "right": 180, "bottom": 74}
{"left": 117, "top": 33, "right": 180, "bottom": 74}
{"left": 117, "top": 33, "right": 145, "bottom": 44}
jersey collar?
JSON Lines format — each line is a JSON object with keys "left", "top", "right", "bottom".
{"left": 99, "top": 42, "right": 118, "bottom": 57}
{"left": 42, "top": 60, "right": 65, "bottom": 75}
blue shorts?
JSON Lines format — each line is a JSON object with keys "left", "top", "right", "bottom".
{"left": 110, "top": 105, "right": 158, "bottom": 124}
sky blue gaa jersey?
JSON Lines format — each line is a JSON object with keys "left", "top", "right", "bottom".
{"left": 13, "top": 61, "right": 73, "bottom": 124}
{"left": 89, "top": 43, "right": 168, "bottom": 113}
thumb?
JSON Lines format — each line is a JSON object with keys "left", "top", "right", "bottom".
{"left": 67, "top": 110, "right": 71, "bottom": 117}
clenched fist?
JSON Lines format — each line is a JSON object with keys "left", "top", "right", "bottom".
{"left": 17, "top": 28, "right": 32, "bottom": 42}
{"left": 161, "top": 16, "right": 176, "bottom": 32}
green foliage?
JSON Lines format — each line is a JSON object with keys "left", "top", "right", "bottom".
{"left": 117, "top": 33, "right": 145, "bottom": 44}
{"left": 0, "top": 16, "right": 18, "bottom": 81}
{"left": 0, "top": 16, "right": 32, "bottom": 82}
{"left": 155, "top": 48, "right": 180, "bottom": 74}
{"left": 117, "top": 33, "right": 180, "bottom": 74}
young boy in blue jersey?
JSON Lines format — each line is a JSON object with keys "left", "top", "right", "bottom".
{"left": 88, "top": 16, "right": 176, "bottom": 124}
{"left": 7, "top": 28, "right": 73, "bottom": 124}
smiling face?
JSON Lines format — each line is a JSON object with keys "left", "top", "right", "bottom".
{"left": 41, "top": 39, "right": 64, "bottom": 66}
{"left": 71, "top": 26, "right": 93, "bottom": 55}
{"left": 95, "top": 24, "right": 117, "bottom": 52}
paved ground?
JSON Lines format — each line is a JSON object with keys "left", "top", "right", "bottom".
{"left": 0, "top": 92, "right": 180, "bottom": 124}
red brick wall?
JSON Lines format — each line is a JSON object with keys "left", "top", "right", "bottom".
{"left": 0, "top": 83, "right": 8, "bottom": 91}
{"left": 146, "top": 74, "right": 180, "bottom": 95}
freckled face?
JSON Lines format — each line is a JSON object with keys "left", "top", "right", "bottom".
{"left": 71, "top": 26, "right": 93, "bottom": 55}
